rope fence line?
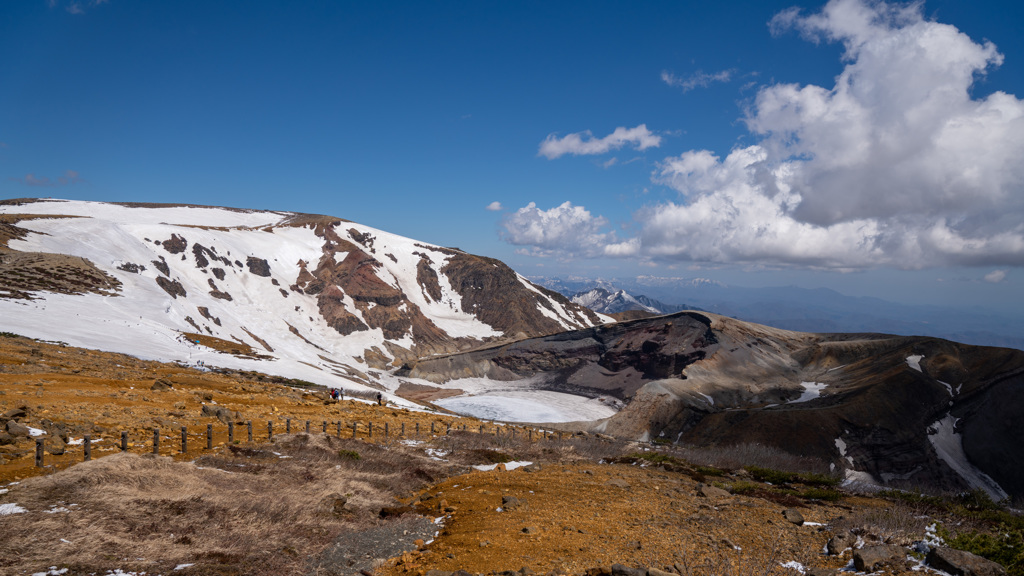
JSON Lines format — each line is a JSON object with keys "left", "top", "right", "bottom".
{"left": 26, "top": 414, "right": 606, "bottom": 470}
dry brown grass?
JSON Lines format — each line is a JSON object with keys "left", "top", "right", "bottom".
{"left": 428, "top": 428, "right": 630, "bottom": 469}
{"left": 0, "top": 433, "right": 460, "bottom": 575}
{"left": 670, "top": 442, "right": 833, "bottom": 476}
{"left": 831, "top": 499, "right": 934, "bottom": 547}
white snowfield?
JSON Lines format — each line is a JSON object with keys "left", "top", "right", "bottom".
{"left": 928, "top": 414, "right": 1008, "bottom": 501}
{"left": 0, "top": 200, "right": 608, "bottom": 421}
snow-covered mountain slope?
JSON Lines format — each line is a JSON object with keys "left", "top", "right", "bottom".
{"left": 0, "top": 199, "right": 608, "bottom": 400}
{"left": 571, "top": 288, "right": 660, "bottom": 315}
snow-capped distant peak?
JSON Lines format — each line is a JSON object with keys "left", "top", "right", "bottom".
{"left": 571, "top": 287, "right": 660, "bottom": 315}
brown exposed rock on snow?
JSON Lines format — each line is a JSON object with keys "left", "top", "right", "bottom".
{"left": 155, "top": 277, "right": 186, "bottom": 299}
{"left": 417, "top": 256, "right": 444, "bottom": 303}
{"left": 442, "top": 253, "right": 603, "bottom": 337}
{"left": 246, "top": 256, "right": 272, "bottom": 277}
{"left": 161, "top": 234, "right": 188, "bottom": 254}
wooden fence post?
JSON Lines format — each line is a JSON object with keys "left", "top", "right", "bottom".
{"left": 121, "top": 431, "right": 128, "bottom": 452}
{"left": 384, "top": 422, "right": 389, "bottom": 438}
{"left": 368, "top": 422, "right": 373, "bottom": 438}
{"left": 529, "top": 429, "right": 533, "bottom": 442}
{"left": 267, "top": 421, "right": 273, "bottom": 439}
{"left": 512, "top": 428, "right": 516, "bottom": 440}
{"left": 415, "top": 422, "right": 420, "bottom": 437}
{"left": 35, "top": 438, "right": 44, "bottom": 467}
{"left": 401, "top": 423, "right": 405, "bottom": 437}
{"left": 153, "top": 429, "right": 160, "bottom": 455}
{"left": 84, "top": 435, "right": 91, "bottom": 461}
{"left": 479, "top": 425, "right": 484, "bottom": 434}
{"left": 322, "top": 421, "right": 327, "bottom": 433}
{"left": 286, "top": 418, "right": 291, "bottom": 434}
{"left": 247, "top": 421, "right": 253, "bottom": 442}
{"left": 207, "top": 424, "right": 213, "bottom": 449}
{"left": 228, "top": 421, "right": 234, "bottom": 444}
{"left": 305, "top": 420, "right": 310, "bottom": 434}
{"left": 181, "top": 426, "right": 187, "bottom": 453}
{"left": 447, "top": 423, "right": 451, "bottom": 435}
{"left": 352, "top": 422, "right": 357, "bottom": 438}
{"left": 336, "top": 421, "right": 341, "bottom": 437}
{"left": 431, "top": 422, "right": 435, "bottom": 434}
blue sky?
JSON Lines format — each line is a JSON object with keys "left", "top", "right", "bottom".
{"left": 2, "top": 0, "right": 1022, "bottom": 312}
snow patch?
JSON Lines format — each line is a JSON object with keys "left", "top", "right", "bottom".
{"left": 473, "top": 461, "right": 532, "bottom": 471}
{"left": 927, "top": 414, "right": 1007, "bottom": 501}
{"left": 906, "top": 355, "right": 924, "bottom": 372}
{"left": 0, "top": 503, "right": 28, "bottom": 515}
{"left": 780, "top": 560, "right": 806, "bottom": 574}
{"left": 835, "top": 437, "right": 854, "bottom": 467}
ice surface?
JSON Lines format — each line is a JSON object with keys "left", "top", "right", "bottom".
{"left": 789, "top": 382, "right": 826, "bottom": 403}
{"left": 435, "top": 392, "right": 617, "bottom": 423}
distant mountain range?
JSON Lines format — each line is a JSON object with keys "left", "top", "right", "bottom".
{"left": 534, "top": 276, "right": 1024, "bottom": 351}
{"left": 569, "top": 287, "right": 691, "bottom": 316}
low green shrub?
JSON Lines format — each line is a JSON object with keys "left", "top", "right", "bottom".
{"left": 745, "top": 465, "right": 796, "bottom": 484}
{"left": 942, "top": 524, "right": 1024, "bottom": 576}
{"left": 744, "top": 465, "right": 840, "bottom": 487}
{"left": 628, "top": 451, "right": 685, "bottom": 467}
{"left": 695, "top": 465, "right": 726, "bottom": 477}
{"left": 730, "top": 481, "right": 760, "bottom": 495}
{"left": 337, "top": 449, "right": 361, "bottom": 460}
{"left": 801, "top": 487, "right": 843, "bottom": 502}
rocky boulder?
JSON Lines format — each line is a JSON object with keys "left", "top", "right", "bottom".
{"left": 6, "top": 420, "right": 32, "bottom": 438}
{"left": 927, "top": 547, "right": 1008, "bottom": 576}
{"left": 826, "top": 530, "right": 857, "bottom": 555}
{"left": 853, "top": 545, "right": 905, "bottom": 572}
{"left": 200, "top": 404, "right": 241, "bottom": 424}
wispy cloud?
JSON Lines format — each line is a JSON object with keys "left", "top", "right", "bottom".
{"left": 538, "top": 125, "right": 661, "bottom": 160}
{"left": 485, "top": 201, "right": 503, "bottom": 211}
{"left": 661, "top": 69, "right": 735, "bottom": 92}
{"left": 13, "top": 170, "right": 85, "bottom": 187}
{"left": 49, "top": 0, "right": 108, "bottom": 15}
{"left": 984, "top": 270, "right": 1008, "bottom": 283}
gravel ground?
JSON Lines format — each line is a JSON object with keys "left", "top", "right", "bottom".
{"left": 311, "top": 515, "right": 442, "bottom": 576}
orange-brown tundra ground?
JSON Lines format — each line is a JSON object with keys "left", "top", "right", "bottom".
{"left": 0, "top": 333, "right": 939, "bottom": 576}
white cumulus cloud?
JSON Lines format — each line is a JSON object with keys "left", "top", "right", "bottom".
{"left": 507, "top": 0, "right": 1024, "bottom": 270}
{"left": 500, "top": 202, "right": 620, "bottom": 258}
{"left": 538, "top": 125, "right": 661, "bottom": 160}
{"left": 485, "top": 201, "right": 503, "bottom": 211}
